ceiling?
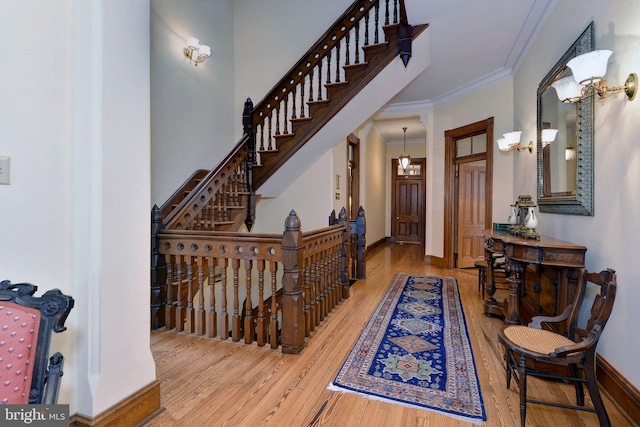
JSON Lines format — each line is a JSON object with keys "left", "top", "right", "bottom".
{"left": 371, "top": 0, "right": 556, "bottom": 143}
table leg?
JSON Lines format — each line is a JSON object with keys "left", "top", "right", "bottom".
{"left": 505, "top": 260, "right": 523, "bottom": 324}
{"left": 483, "top": 250, "right": 506, "bottom": 318}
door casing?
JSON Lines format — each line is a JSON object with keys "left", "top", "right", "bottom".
{"left": 391, "top": 157, "right": 426, "bottom": 244}
{"left": 444, "top": 118, "right": 494, "bottom": 269}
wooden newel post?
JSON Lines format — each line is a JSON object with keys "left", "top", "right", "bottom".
{"left": 355, "top": 206, "right": 366, "bottom": 279}
{"left": 150, "top": 205, "right": 166, "bottom": 329}
{"left": 243, "top": 97, "right": 256, "bottom": 231}
{"left": 338, "top": 207, "right": 351, "bottom": 299}
{"left": 281, "top": 210, "right": 306, "bottom": 354}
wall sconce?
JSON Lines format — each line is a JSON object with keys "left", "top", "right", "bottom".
{"left": 552, "top": 50, "right": 637, "bottom": 103}
{"left": 184, "top": 37, "right": 211, "bottom": 67}
{"left": 399, "top": 127, "right": 411, "bottom": 170}
{"left": 496, "top": 130, "right": 532, "bottom": 153}
{"left": 565, "top": 147, "right": 576, "bottom": 161}
{"left": 541, "top": 128, "right": 558, "bottom": 148}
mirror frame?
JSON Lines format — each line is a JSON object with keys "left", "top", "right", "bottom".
{"left": 536, "top": 22, "right": 594, "bottom": 215}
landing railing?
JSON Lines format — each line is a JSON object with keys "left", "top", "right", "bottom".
{"left": 330, "top": 206, "right": 367, "bottom": 280}
{"left": 154, "top": 209, "right": 365, "bottom": 354}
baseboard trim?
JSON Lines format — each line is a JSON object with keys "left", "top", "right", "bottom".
{"left": 424, "top": 255, "right": 445, "bottom": 267}
{"left": 366, "top": 237, "right": 387, "bottom": 252}
{"left": 70, "top": 379, "right": 162, "bottom": 427}
{"left": 597, "top": 355, "right": 640, "bottom": 425}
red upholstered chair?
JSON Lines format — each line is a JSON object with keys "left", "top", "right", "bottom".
{"left": 497, "top": 268, "right": 616, "bottom": 427}
{"left": 0, "top": 280, "right": 74, "bottom": 405}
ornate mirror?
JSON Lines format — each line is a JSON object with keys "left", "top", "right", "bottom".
{"left": 537, "top": 22, "right": 594, "bottom": 215}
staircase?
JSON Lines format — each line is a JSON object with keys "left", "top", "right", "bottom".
{"left": 156, "top": 0, "right": 429, "bottom": 232}
{"left": 151, "top": 0, "right": 431, "bottom": 352}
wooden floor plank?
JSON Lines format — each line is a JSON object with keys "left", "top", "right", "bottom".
{"left": 142, "top": 243, "right": 632, "bottom": 427}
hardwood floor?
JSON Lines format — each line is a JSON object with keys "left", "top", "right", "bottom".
{"left": 142, "top": 243, "right": 632, "bottom": 427}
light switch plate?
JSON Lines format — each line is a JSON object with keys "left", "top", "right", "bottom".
{"left": 0, "top": 156, "right": 10, "bottom": 185}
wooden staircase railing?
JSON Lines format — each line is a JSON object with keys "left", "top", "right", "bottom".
{"left": 154, "top": 209, "right": 365, "bottom": 354}
{"left": 151, "top": 0, "right": 423, "bottom": 352}
{"left": 154, "top": 1, "right": 425, "bottom": 237}
{"left": 250, "top": 0, "right": 426, "bottom": 189}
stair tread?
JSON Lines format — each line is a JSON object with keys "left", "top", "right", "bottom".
{"left": 307, "top": 99, "right": 330, "bottom": 105}
{"left": 343, "top": 62, "right": 369, "bottom": 70}
{"left": 290, "top": 116, "right": 312, "bottom": 122}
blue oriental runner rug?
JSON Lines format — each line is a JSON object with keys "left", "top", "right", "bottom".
{"left": 328, "top": 274, "right": 486, "bottom": 424}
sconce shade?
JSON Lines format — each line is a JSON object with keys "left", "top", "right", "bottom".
{"left": 503, "top": 130, "right": 522, "bottom": 146}
{"left": 565, "top": 147, "right": 576, "bottom": 161}
{"left": 567, "top": 50, "right": 612, "bottom": 84}
{"left": 497, "top": 138, "right": 510, "bottom": 151}
{"left": 186, "top": 37, "right": 200, "bottom": 49}
{"left": 198, "top": 45, "right": 211, "bottom": 57}
{"left": 552, "top": 76, "right": 583, "bottom": 102}
{"left": 541, "top": 128, "right": 558, "bottom": 144}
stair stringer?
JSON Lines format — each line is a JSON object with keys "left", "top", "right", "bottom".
{"left": 257, "top": 27, "right": 431, "bottom": 198}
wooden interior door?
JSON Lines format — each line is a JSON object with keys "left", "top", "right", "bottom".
{"left": 443, "top": 118, "right": 493, "bottom": 269}
{"left": 391, "top": 158, "right": 425, "bottom": 243}
{"left": 456, "top": 164, "right": 486, "bottom": 268}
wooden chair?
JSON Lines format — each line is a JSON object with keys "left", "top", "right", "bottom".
{"left": 0, "top": 280, "right": 74, "bottom": 404}
{"left": 497, "top": 268, "right": 616, "bottom": 427}
{"left": 475, "top": 252, "right": 508, "bottom": 299}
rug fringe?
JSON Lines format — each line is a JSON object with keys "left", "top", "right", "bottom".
{"left": 327, "top": 383, "right": 485, "bottom": 425}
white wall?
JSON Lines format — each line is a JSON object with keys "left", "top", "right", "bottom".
{"left": 514, "top": 0, "right": 640, "bottom": 389}
{"left": 151, "top": 0, "right": 236, "bottom": 206}
{"left": 361, "top": 126, "right": 388, "bottom": 247}
{"left": 428, "top": 77, "right": 515, "bottom": 257}
{"left": 0, "top": 0, "right": 155, "bottom": 418}
{"left": 232, "top": 0, "right": 353, "bottom": 137}
{"left": 253, "top": 150, "right": 334, "bottom": 232}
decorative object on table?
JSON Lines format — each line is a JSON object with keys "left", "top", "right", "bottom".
{"left": 329, "top": 274, "right": 486, "bottom": 424}
{"left": 507, "top": 195, "right": 540, "bottom": 240}
{"left": 524, "top": 205, "right": 540, "bottom": 239}
{"left": 508, "top": 204, "right": 518, "bottom": 229}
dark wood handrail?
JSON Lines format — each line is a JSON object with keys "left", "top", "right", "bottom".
{"left": 251, "top": 0, "right": 383, "bottom": 126}
{"left": 159, "top": 169, "right": 209, "bottom": 219}
{"left": 162, "top": 132, "right": 251, "bottom": 230}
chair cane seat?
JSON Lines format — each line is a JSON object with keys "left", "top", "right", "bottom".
{"left": 502, "top": 325, "right": 576, "bottom": 355}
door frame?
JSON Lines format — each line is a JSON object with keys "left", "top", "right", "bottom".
{"left": 391, "top": 157, "right": 426, "bottom": 243}
{"left": 347, "top": 134, "right": 360, "bottom": 219}
{"left": 444, "top": 118, "right": 494, "bottom": 269}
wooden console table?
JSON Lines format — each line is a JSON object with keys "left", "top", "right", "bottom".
{"left": 482, "top": 229, "right": 587, "bottom": 327}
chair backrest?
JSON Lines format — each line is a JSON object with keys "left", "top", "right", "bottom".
{"left": 0, "top": 280, "right": 74, "bottom": 404}
{"left": 567, "top": 268, "right": 617, "bottom": 343}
